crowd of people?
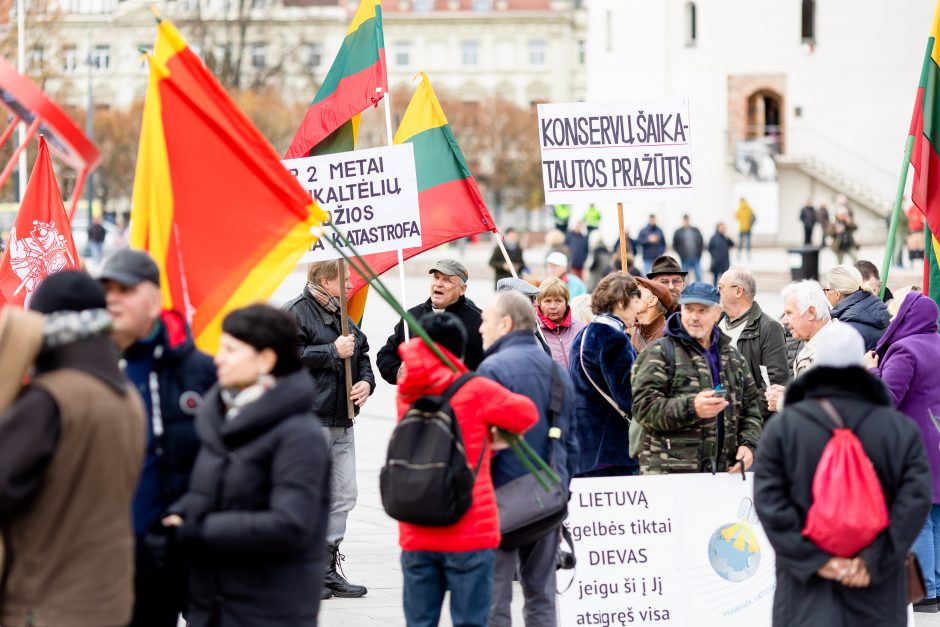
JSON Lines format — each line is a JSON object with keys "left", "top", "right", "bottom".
{"left": 0, "top": 211, "right": 937, "bottom": 627}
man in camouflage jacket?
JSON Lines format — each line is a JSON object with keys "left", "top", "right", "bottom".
{"left": 631, "top": 282, "right": 763, "bottom": 475}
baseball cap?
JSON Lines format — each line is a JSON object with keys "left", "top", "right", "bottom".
{"left": 546, "top": 251, "right": 569, "bottom": 268}
{"left": 98, "top": 249, "right": 160, "bottom": 287}
{"left": 677, "top": 282, "right": 720, "bottom": 306}
{"left": 428, "top": 259, "right": 469, "bottom": 283}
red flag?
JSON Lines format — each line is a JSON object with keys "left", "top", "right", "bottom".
{"left": 0, "top": 136, "right": 80, "bottom": 308}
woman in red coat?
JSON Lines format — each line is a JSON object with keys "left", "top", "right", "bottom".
{"left": 395, "top": 312, "right": 538, "bottom": 627}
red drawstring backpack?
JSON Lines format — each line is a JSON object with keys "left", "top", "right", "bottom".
{"left": 801, "top": 398, "right": 889, "bottom": 557}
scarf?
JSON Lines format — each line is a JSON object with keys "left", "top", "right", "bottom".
{"left": 221, "top": 374, "right": 277, "bottom": 421}
{"left": 633, "top": 315, "right": 666, "bottom": 349}
{"left": 307, "top": 282, "right": 339, "bottom": 315}
{"left": 536, "top": 306, "right": 572, "bottom": 332}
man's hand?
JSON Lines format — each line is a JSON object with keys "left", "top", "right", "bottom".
{"left": 765, "top": 384, "right": 786, "bottom": 412}
{"left": 334, "top": 334, "right": 355, "bottom": 359}
{"left": 841, "top": 557, "right": 871, "bottom": 588}
{"left": 864, "top": 350, "right": 879, "bottom": 370}
{"left": 694, "top": 390, "right": 728, "bottom": 419}
{"left": 350, "top": 381, "right": 371, "bottom": 407}
{"left": 817, "top": 557, "right": 849, "bottom": 581}
{"left": 162, "top": 514, "right": 183, "bottom": 528}
{"left": 490, "top": 427, "right": 511, "bottom": 451}
{"left": 729, "top": 446, "right": 754, "bottom": 474}
{"left": 396, "top": 363, "right": 407, "bottom": 383}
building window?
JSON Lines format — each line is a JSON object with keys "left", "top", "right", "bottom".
{"left": 91, "top": 44, "right": 110, "bottom": 72}
{"left": 394, "top": 41, "right": 411, "bottom": 68}
{"left": 303, "top": 43, "right": 321, "bottom": 70}
{"left": 27, "top": 46, "right": 43, "bottom": 71}
{"left": 413, "top": 0, "right": 433, "bottom": 10}
{"left": 577, "top": 39, "right": 585, "bottom": 65}
{"left": 472, "top": 0, "right": 492, "bottom": 9}
{"left": 685, "top": 2, "right": 697, "bottom": 46}
{"left": 250, "top": 43, "right": 266, "bottom": 70}
{"left": 462, "top": 40, "right": 478, "bottom": 67}
{"left": 62, "top": 45, "right": 77, "bottom": 74}
{"left": 605, "top": 9, "right": 613, "bottom": 52}
{"left": 528, "top": 40, "right": 546, "bottom": 67}
{"left": 801, "top": 0, "right": 815, "bottom": 43}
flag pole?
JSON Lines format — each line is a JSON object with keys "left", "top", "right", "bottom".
{"left": 383, "top": 90, "right": 410, "bottom": 341}
{"left": 617, "top": 202, "right": 628, "bottom": 272}
{"left": 494, "top": 228, "right": 551, "bottom": 346}
{"left": 338, "top": 258, "right": 355, "bottom": 421}
{"left": 880, "top": 136, "right": 915, "bottom": 299}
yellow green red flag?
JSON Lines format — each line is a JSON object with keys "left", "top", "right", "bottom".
{"left": 131, "top": 18, "right": 325, "bottom": 352}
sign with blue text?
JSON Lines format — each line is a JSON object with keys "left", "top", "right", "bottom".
{"left": 537, "top": 99, "right": 694, "bottom": 204}
{"left": 559, "top": 474, "right": 774, "bottom": 626}
{"left": 283, "top": 143, "right": 421, "bottom": 262}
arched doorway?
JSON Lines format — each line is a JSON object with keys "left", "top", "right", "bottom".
{"left": 746, "top": 90, "right": 784, "bottom": 154}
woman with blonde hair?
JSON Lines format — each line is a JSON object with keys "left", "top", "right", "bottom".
{"left": 535, "top": 276, "right": 586, "bottom": 371}
{"left": 823, "top": 264, "right": 890, "bottom": 351}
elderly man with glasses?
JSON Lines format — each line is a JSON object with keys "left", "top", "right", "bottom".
{"left": 645, "top": 255, "right": 687, "bottom": 314}
{"left": 718, "top": 267, "right": 790, "bottom": 420}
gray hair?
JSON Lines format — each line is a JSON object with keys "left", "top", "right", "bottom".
{"left": 781, "top": 280, "right": 831, "bottom": 321}
{"left": 726, "top": 267, "right": 757, "bottom": 299}
{"left": 494, "top": 291, "right": 537, "bottom": 332}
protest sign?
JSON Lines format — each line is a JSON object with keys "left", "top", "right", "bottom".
{"left": 537, "top": 99, "right": 694, "bottom": 205}
{"left": 559, "top": 474, "right": 774, "bottom": 626}
{"left": 283, "top": 143, "right": 421, "bottom": 262}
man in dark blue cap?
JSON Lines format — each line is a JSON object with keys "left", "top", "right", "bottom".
{"left": 630, "top": 282, "right": 763, "bottom": 475}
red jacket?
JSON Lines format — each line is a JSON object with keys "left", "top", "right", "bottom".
{"left": 395, "top": 339, "right": 538, "bottom": 552}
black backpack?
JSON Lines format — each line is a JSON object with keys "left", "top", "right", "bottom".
{"left": 380, "top": 373, "right": 485, "bottom": 526}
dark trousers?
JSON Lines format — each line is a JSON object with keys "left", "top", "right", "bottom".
{"left": 401, "top": 549, "right": 495, "bottom": 627}
{"left": 130, "top": 572, "right": 185, "bottom": 627}
{"left": 803, "top": 224, "right": 814, "bottom": 245}
{"left": 489, "top": 531, "right": 559, "bottom": 627}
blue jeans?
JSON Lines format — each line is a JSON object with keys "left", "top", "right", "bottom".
{"left": 913, "top": 504, "right": 940, "bottom": 597}
{"left": 739, "top": 231, "right": 752, "bottom": 257}
{"left": 401, "top": 550, "right": 494, "bottom": 627}
{"left": 681, "top": 258, "right": 703, "bottom": 282}
{"left": 326, "top": 426, "right": 357, "bottom": 546}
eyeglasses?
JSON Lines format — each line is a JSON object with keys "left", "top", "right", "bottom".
{"left": 656, "top": 278, "right": 685, "bottom": 287}
{"left": 822, "top": 288, "right": 833, "bottom": 294}
{"left": 717, "top": 283, "right": 741, "bottom": 291}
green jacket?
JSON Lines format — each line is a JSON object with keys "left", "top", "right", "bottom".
{"left": 630, "top": 314, "right": 763, "bottom": 474}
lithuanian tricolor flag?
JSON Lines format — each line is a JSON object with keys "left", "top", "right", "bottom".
{"left": 910, "top": 1, "right": 940, "bottom": 301}
{"left": 131, "top": 18, "right": 325, "bottom": 353}
{"left": 285, "top": 0, "right": 386, "bottom": 159}
{"left": 347, "top": 72, "right": 496, "bottom": 296}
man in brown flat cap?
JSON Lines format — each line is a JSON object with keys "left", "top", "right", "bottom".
{"left": 632, "top": 276, "right": 675, "bottom": 352}
{"left": 645, "top": 255, "right": 687, "bottom": 312}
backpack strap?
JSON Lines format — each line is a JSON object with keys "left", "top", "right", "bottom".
{"left": 816, "top": 398, "right": 845, "bottom": 429}
{"left": 651, "top": 337, "right": 676, "bottom": 396}
{"left": 439, "top": 372, "right": 489, "bottom": 476}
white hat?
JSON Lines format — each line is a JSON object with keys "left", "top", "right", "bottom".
{"left": 811, "top": 321, "right": 865, "bottom": 369}
{"left": 546, "top": 251, "right": 569, "bottom": 268}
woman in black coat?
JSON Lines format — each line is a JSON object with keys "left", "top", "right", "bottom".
{"left": 163, "top": 305, "right": 330, "bottom": 627}
{"left": 754, "top": 324, "right": 931, "bottom": 626}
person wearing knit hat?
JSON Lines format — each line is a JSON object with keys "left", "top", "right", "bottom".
{"left": 0, "top": 269, "right": 147, "bottom": 626}
{"left": 754, "top": 317, "right": 931, "bottom": 625}
{"left": 631, "top": 276, "right": 673, "bottom": 351}
{"left": 545, "top": 250, "right": 587, "bottom": 299}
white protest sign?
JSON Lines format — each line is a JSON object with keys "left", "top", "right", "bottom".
{"left": 559, "top": 474, "right": 775, "bottom": 627}
{"left": 537, "top": 99, "right": 694, "bottom": 205}
{"left": 283, "top": 143, "right": 421, "bottom": 262}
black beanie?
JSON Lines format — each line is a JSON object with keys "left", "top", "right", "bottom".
{"left": 420, "top": 312, "right": 467, "bottom": 360}
{"left": 30, "top": 270, "right": 107, "bottom": 314}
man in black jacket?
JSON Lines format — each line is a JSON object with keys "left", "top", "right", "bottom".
{"left": 717, "top": 267, "right": 790, "bottom": 420}
{"left": 376, "top": 259, "right": 484, "bottom": 385}
{"left": 671, "top": 214, "right": 704, "bottom": 282}
{"left": 99, "top": 250, "right": 217, "bottom": 627}
{"left": 754, "top": 323, "right": 931, "bottom": 626}
{"left": 284, "top": 260, "right": 375, "bottom": 600}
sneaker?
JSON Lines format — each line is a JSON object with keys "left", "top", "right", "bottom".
{"left": 913, "top": 597, "right": 938, "bottom": 613}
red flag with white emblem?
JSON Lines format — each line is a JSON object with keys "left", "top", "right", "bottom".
{"left": 0, "top": 136, "right": 80, "bottom": 308}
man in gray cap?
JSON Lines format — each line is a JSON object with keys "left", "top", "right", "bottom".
{"left": 376, "top": 259, "right": 484, "bottom": 384}
{"left": 98, "top": 249, "right": 216, "bottom": 627}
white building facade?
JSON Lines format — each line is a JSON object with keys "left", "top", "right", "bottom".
{"left": 585, "top": 0, "right": 933, "bottom": 245}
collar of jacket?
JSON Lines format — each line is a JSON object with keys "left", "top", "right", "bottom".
{"left": 422, "top": 294, "right": 469, "bottom": 313}
{"left": 636, "top": 314, "right": 666, "bottom": 343}
{"left": 302, "top": 287, "right": 341, "bottom": 326}
{"left": 831, "top": 290, "right": 890, "bottom": 329}
{"left": 732, "top": 302, "right": 764, "bottom": 340}
{"left": 483, "top": 329, "right": 537, "bottom": 359}
{"left": 34, "top": 335, "right": 127, "bottom": 394}
{"left": 784, "top": 366, "right": 892, "bottom": 407}
{"left": 593, "top": 312, "right": 627, "bottom": 333}
{"left": 125, "top": 309, "right": 195, "bottom": 364}
{"left": 536, "top": 305, "right": 572, "bottom": 331}
{"left": 665, "top": 311, "right": 728, "bottom": 354}
{"left": 197, "top": 369, "right": 316, "bottom": 450}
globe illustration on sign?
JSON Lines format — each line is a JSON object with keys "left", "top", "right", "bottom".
{"left": 707, "top": 497, "right": 761, "bottom": 582}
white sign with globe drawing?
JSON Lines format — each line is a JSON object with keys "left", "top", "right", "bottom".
{"left": 559, "top": 474, "right": 774, "bottom": 626}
